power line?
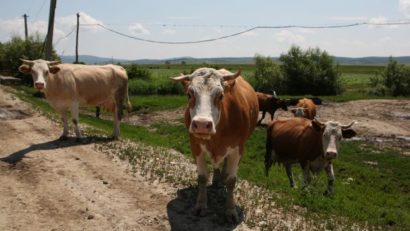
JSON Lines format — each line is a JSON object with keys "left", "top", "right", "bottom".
{"left": 81, "top": 20, "right": 410, "bottom": 45}
{"left": 54, "top": 26, "right": 76, "bottom": 46}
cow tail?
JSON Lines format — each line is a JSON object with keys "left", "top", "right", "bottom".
{"left": 265, "top": 125, "right": 274, "bottom": 177}
{"left": 125, "top": 82, "right": 132, "bottom": 113}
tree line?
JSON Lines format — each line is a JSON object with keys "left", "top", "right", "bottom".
{"left": 1, "top": 36, "right": 409, "bottom": 97}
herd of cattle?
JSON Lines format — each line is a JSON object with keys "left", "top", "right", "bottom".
{"left": 18, "top": 59, "right": 356, "bottom": 223}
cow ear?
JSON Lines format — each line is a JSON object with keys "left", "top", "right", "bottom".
{"left": 312, "top": 119, "right": 325, "bottom": 132}
{"left": 49, "top": 66, "right": 60, "bottom": 74}
{"left": 18, "top": 64, "right": 31, "bottom": 74}
{"left": 342, "top": 128, "right": 356, "bottom": 139}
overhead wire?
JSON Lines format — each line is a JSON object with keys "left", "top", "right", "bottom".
{"left": 80, "top": 20, "right": 410, "bottom": 45}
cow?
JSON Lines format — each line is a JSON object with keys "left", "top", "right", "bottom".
{"left": 18, "top": 59, "right": 131, "bottom": 140}
{"left": 172, "top": 68, "right": 259, "bottom": 222}
{"left": 264, "top": 117, "right": 356, "bottom": 196}
{"left": 291, "top": 98, "right": 316, "bottom": 120}
{"left": 256, "top": 92, "right": 288, "bottom": 125}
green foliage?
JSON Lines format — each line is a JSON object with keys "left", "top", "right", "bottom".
{"left": 125, "top": 64, "right": 152, "bottom": 80}
{"left": 0, "top": 35, "right": 59, "bottom": 84}
{"left": 381, "top": 57, "right": 410, "bottom": 96}
{"left": 279, "top": 46, "right": 343, "bottom": 95}
{"left": 252, "top": 54, "right": 284, "bottom": 93}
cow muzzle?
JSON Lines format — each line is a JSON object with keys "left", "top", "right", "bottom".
{"left": 190, "top": 118, "right": 214, "bottom": 137}
{"left": 35, "top": 82, "right": 45, "bottom": 90}
{"left": 324, "top": 151, "right": 337, "bottom": 159}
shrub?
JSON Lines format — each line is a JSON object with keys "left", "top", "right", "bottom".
{"left": 252, "top": 54, "right": 284, "bottom": 94}
{"left": 279, "top": 46, "right": 342, "bottom": 95}
{"left": 381, "top": 57, "right": 410, "bottom": 96}
{"left": 125, "top": 64, "right": 152, "bottom": 80}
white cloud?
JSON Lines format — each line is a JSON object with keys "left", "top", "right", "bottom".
{"left": 58, "top": 12, "right": 104, "bottom": 32}
{"left": 162, "top": 28, "right": 176, "bottom": 35}
{"left": 274, "top": 30, "right": 305, "bottom": 44}
{"left": 368, "top": 16, "right": 399, "bottom": 29}
{"left": 129, "top": 23, "right": 150, "bottom": 35}
{"left": 399, "top": 0, "right": 410, "bottom": 18}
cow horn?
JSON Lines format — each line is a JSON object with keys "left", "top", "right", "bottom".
{"left": 20, "top": 58, "right": 35, "bottom": 65}
{"left": 273, "top": 90, "right": 277, "bottom": 98}
{"left": 341, "top": 121, "right": 356, "bottom": 129}
{"left": 313, "top": 118, "right": 326, "bottom": 126}
{"left": 222, "top": 70, "right": 241, "bottom": 81}
{"left": 47, "top": 60, "right": 60, "bottom": 66}
{"left": 171, "top": 73, "right": 190, "bottom": 81}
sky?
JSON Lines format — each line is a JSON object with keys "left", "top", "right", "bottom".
{"left": 1, "top": 0, "right": 410, "bottom": 60}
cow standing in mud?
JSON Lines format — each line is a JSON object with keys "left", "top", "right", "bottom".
{"left": 19, "top": 59, "right": 131, "bottom": 140}
{"left": 265, "top": 117, "right": 356, "bottom": 195}
{"left": 172, "top": 68, "right": 259, "bottom": 222}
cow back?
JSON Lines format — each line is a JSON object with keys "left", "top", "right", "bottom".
{"left": 296, "top": 98, "right": 316, "bottom": 120}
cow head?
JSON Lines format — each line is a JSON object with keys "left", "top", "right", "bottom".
{"left": 291, "top": 107, "right": 307, "bottom": 117}
{"left": 172, "top": 68, "right": 240, "bottom": 139}
{"left": 18, "top": 59, "right": 60, "bottom": 91}
{"left": 312, "top": 119, "right": 357, "bottom": 160}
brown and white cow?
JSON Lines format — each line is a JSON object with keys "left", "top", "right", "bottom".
{"left": 19, "top": 59, "right": 131, "bottom": 140}
{"left": 291, "top": 98, "right": 316, "bottom": 120}
{"left": 265, "top": 117, "right": 356, "bottom": 195}
{"left": 172, "top": 68, "right": 258, "bottom": 222}
{"left": 256, "top": 92, "right": 288, "bottom": 125}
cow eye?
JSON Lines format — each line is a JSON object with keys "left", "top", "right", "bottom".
{"left": 218, "top": 93, "right": 224, "bottom": 101}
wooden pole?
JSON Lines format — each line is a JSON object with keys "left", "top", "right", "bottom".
{"left": 45, "top": 0, "right": 57, "bottom": 60}
{"left": 75, "top": 13, "right": 79, "bottom": 63}
{"left": 23, "top": 14, "right": 29, "bottom": 40}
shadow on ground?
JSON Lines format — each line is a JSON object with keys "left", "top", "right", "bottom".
{"left": 167, "top": 185, "right": 244, "bottom": 231}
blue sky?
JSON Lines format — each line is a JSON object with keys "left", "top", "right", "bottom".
{"left": 1, "top": 0, "right": 410, "bottom": 59}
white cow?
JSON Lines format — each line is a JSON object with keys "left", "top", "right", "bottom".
{"left": 19, "top": 59, "right": 131, "bottom": 140}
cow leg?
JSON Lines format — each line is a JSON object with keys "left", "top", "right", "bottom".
{"left": 59, "top": 111, "right": 69, "bottom": 140}
{"left": 285, "top": 163, "right": 295, "bottom": 188}
{"left": 111, "top": 103, "right": 121, "bottom": 140}
{"left": 211, "top": 159, "right": 226, "bottom": 188}
{"left": 324, "top": 163, "right": 335, "bottom": 196}
{"left": 257, "top": 111, "right": 266, "bottom": 125}
{"left": 71, "top": 102, "right": 83, "bottom": 141}
{"left": 194, "top": 152, "right": 208, "bottom": 216}
{"left": 224, "top": 146, "right": 241, "bottom": 223}
{"left": 300, "top": 161, "right": 312, "bottom": 189}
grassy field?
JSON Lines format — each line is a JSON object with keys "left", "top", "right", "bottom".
{"left": 10, "top": 65, "right": 410, "bottom": 230}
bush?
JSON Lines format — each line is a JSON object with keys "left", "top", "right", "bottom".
{"left": 279, "top": 46, "right": 342, "bottom": 95}
{"left": 252, "top": 54, "right": 284, "bottom": 94}
{"left": 381, "top": 57, "right": 410, "bottom": 96}
{"left": 125, "top": 64, "right": 152, "bottom": 80}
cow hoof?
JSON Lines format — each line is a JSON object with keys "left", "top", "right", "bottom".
{"left": 193, "top": 206, "right": 208, "bottom": 217}
{"left": 323, "top": 190, "right": 333, "bottom": 197}
{"left": 75, "top": 137, "right": 86, "bottom": 143}
{"left": 59, "top": 135, "right": 68, "bottom": 141}
{"left": 225, "top": 208, "right": 239, "bottom": 224}
{"left": 109, "top": 135, "right": 119, "bottom": 141}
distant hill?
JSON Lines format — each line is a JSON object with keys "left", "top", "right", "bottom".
{"left": 61, "top": 55, "right": 410, "bottom": 65}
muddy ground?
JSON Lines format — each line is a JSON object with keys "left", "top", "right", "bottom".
{"left": 1, "top": 85, "right": 409, "bottom": 230}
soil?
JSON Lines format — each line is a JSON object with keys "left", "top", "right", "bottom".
{"left": 1, "top": 84, "right": 409, "bottom": 230}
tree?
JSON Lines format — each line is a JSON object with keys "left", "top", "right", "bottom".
{"left": 0, "top": 35, "right": 59, "bottom": 83}
{"left": 253, "top": 54, "right": 284, "bottom": 94}
{"left": 381, "top": 57, "right": 410, "bottom": 96}
{"left": 279, "top": 46, "right": 342, "bottom": 95}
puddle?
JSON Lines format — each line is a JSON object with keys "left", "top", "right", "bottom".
{"left": 0, "top": 107, "right": 31, "bottom": 120}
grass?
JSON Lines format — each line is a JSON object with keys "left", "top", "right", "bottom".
{"left": 10, "top": 64, "right": 410, "bottom": 230}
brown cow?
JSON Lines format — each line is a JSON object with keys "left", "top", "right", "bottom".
{"left": 256, "top": 92, "right": 288, "bottom": 125}
{"left": 172, "top": 68, "right": 258, "bottom": 222}
{"left": 265, "top": 117, "right": 356, "bottom": 195}
{"left": 291, "top": 98, "right": 316, "bottom": 120}
{"left": 19, "top": 59, "right": 131, "bottom": 140}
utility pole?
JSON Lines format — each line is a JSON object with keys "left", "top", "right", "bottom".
{"left": 75, "top": 13, "right": 80, "bottom": 63}
{"left": 23, "top": 14, "right": 28, "bottom": 40}
{"left": 45, "top": 0, "right": 57, "bottom": 60}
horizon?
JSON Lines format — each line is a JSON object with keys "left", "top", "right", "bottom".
{"left": 1, "top": 1, "right": 410, "bottom": 59}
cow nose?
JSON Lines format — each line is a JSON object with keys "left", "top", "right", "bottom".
{"left": 191, "top": 119, "right": 213, "bottom": 134}
{"left": 35, "top": 82, "right": 44, "bottom": 90}
{"left": 325, "top": 151, "right": 337, "bottom": 159}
